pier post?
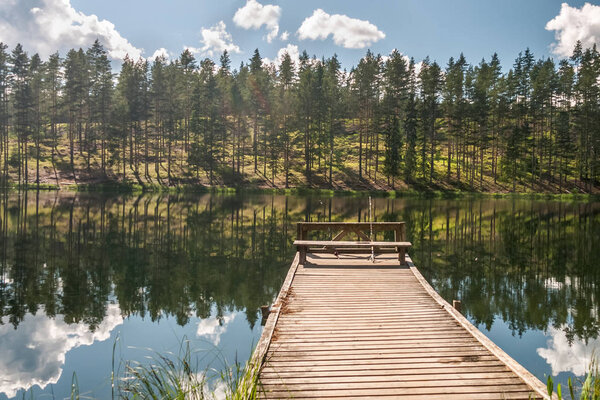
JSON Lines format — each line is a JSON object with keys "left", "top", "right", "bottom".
{"left": 453, "top": 300, "right": 462, "bottom": 313}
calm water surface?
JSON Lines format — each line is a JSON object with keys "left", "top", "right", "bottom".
{"left": 0, "top": 192, "right": 599, "bottom": 398}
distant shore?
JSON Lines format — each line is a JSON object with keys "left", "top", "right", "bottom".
{"left": 2, "top": 181, "right": 599, "bottom": 202}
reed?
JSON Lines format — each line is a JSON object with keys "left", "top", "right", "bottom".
{"left": 547, "top": 355, "right": 600, "bottom": 400}
{"left": 117, "top": 339, "right": 261, "bottom": 400}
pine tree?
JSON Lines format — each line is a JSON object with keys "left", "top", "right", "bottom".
{"left": 248, "top": 49, "right": 265, "bottom": 174}
{"left": 556, "top": 59, "right": 575, "bottom": 190}
{"left": 382, "top": 50, "right": 409, "bottom": 188}
{"left": 297, "top": 51, "right": 314, "bottom": 180}
{"left": 150, "top": 55, "right": 168, "bottom": 181}
{"left": 217, "top": 50, "right": 233, "bottom": 176}
{"left": 44, "top": 52, "right": 61, "bottom": 182}
{"left": 404, "top": 59, "right": 418, "bottom": 181}
{"left": 0, "top": 43, "right": 9, "bottom": 181}
{"left": 353, "top": 50, "right": 381, "bottom": 180}
{"left": 323, "top": 55, "right": 341, "bottom": 187}
{"left": 87, "top": 40, "right": 113, "bottom": 175}
{"left": 63, "top": 48, "right": 89, "bottom": 176}
{"left": 278, "top": 51, "right": 296, "bottom": 188}
{"left": 29, "top": 53, "right": 43, "bottom": 186}
{"left": 418, "top": 58, "right": 443, "bottom": 183}
{"left": 11, "top": 44, "right": 31, "bottom": 185}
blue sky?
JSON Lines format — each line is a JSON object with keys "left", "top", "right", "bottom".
{"left": 1, "top": 0, "right": 599, "bottom": 70}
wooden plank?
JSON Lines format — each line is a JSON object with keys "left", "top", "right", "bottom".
{"left": 262, "top": 355, "right": 502, "bottom": 367}
{"left": 260, "top": 384, "right": 537, "bottom": 394}
{"left": 248, "top": 253, "right": 300, "bottom": 373}
{"left": 407, "top": 255, "right": 552, "bottom": 399}
{"left": 297, "top": 222, "right": 406, "bottom": 229}
{"left": 294, "top": 240, "right": 412, "bottom": 247}
{"left": 260, "top": 376, "right": 525, "bottom": 386}
{"left": 255, "top": 244, "right": 552, "bottom": 400}
{"left": 260, "top": 393, "right": 537, "bottom": 400}
{"left": 260, "top": 364, "right": 511, "bottom": 375}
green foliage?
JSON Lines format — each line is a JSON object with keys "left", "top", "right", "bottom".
{"left": 119, "top": 339, "right": 260, "bottom": 400}
{"left": 0, "top": 40, "right": 599, "bottom": 193}
{"left": 547, "top": 357, "right": 600, "bottom": 400}
{"left": 120, "top": 341, "right": 207, "bottom": 399}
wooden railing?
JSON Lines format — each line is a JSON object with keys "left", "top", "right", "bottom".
{"left": 296, "top": 222, "right": 406, "bottom": 242}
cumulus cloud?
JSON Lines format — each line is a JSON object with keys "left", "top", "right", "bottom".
{"left": 0, "top": 305, "right": 123, "bottom": 398}
{"left": 148, "top": 48, "right": 172, "bottom": 62}
{"left": 297, "top": 9, "right": 385, "bottom": 49}
{"left": 0, "top": 0, "right": 142, "bottom": 60}
{"left": 546, "top": 2, "right": 600, "bottom": 57}
{"left": 537, "top": 326, "right": 600, "bottom": 376}
{"left": 187, "top": 21, "right": 241, "bottom": 57}
{"left": 196, "top": 312, "right": 237, "bottom": 346}
{"left": 280, "top": 31, "right": 289, "bottom": 41}
{"left": 263, "top": 44, "right": 300, "bottom": 68}
{"left": 233, "top": 0, "right": 281, "bottom": 43}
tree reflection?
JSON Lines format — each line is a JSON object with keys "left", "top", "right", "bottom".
{"left": 406, "top": 198, "right": 600, "bottom": 342}
{"left": 0, "top": 192, "right": 599, "bottom": 344}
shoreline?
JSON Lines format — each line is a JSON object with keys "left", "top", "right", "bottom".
{"left": 1, "top": 182, "right": 598, "bottom": 201}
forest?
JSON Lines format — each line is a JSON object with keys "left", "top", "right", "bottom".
{"left": 0, "top": 40, "right": 598, "bottom": 193}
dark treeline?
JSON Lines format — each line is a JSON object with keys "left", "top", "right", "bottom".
{"left": 0, "top": 192, "right": 295, "bottom": 329}
{"left": 1, "top": 192, "right": 599, "bottom": 342}
{"left": 0, "top": 40, "right": 599, "bottom": 192}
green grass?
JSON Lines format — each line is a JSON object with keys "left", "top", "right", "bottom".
{"left": 16, "top": 334, "right": 600, "bottom": 400}
{"left": 17, "top": 336, "right": 262, "bottom": 400}
{"left": 1, "top": 122, "right": 598, "bottom": 196}
{"left": 547, "top": 356, "right": 600, "bottom": 400}
{"left": 117, "top": 338, "right": 261, "bottom": 400}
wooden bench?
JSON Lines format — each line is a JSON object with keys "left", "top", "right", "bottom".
{"left": 297, "top": 222, "right": 405, "bottom": 242}
{"left": 294, "top": 240, "right": 412, "bottom": 265}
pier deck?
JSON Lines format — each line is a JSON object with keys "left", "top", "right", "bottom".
{"left": 254, "top": 250, "right": 550, "bottom": 399}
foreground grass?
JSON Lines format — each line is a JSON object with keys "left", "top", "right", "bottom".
{"left": 16, "top": 338, "right": 600, "bottom": 399}
{"left": 548, "top": 358, "right": 600, "bottom": 400}
{"left": 117, "top": 340, "right": 261, "bottom": 400}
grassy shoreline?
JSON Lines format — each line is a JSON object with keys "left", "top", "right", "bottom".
{"left": 1, "top": 181, "right": 599, "bottom": 201}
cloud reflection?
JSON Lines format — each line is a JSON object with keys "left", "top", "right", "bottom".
{"left": 0, "top": 304, "right": 123, "bottom": 398}
{"left": 537, "top": 326, "right": 600, "bottom": 376}
{"left": 196, "top": 313, "right": 237, "bottom": 346}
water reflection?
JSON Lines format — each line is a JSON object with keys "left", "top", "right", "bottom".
{"left": 0, "top": 304, "right": 122, "bottom": 398}
{"left": 538, "top": 326, "right": 600, "bottom": 376}
{"left": 0, "top": 192, "right": 599, "bottom": 397}
{"left": 196, "top": 312, "right": 239, "bottom": 346}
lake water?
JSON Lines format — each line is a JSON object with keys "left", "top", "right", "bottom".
{"left": 1, "top": 191, "right": 598, "bottom": 398}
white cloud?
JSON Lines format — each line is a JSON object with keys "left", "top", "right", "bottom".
{"left": 0, "top": 0, "right": 142, "bottom": 60}
{"left": 233, "top": 0, "right": 281, "bottom": 43}
{"left": 187, "top": 21, "right": 241, "bottom": 57}
{"left": 196, "top": 312, "right": 237, "bottom": 346}
{"left": 297, "top": 9, "right": 385, "bottom": 49}
{"left": 537, "top": 326, "right": 600, "bottom": 376}
{"left": 148, "top": 48, "right": 171, "bottom": 62}
{"left": 546, "top": 2, "right": 600, "bottom": 57}
{"left": 280, "top": 31, "right": 289, "bottom": 41}
{"left": 0, "top": 305, "right": 123, "bottom": 398}
{"left": 263, "top": 44, "right": 300, "bottom": 68}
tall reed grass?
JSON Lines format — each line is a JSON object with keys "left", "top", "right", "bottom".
{"left": 547, "top": 356, "right": 600, "bottom": 400}
{"left": 116, "top": 338, "right": 261, "bottom": 400}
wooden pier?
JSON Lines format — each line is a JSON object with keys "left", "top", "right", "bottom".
{"left": 253, "top": 222, "right": 551, "bottom": 399}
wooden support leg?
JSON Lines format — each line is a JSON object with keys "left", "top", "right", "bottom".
{"left": 398, "top": 248, "right": 406, "bottom": 265}
{"left": 299, "top": 246, "right": 307, "bottom": 264}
